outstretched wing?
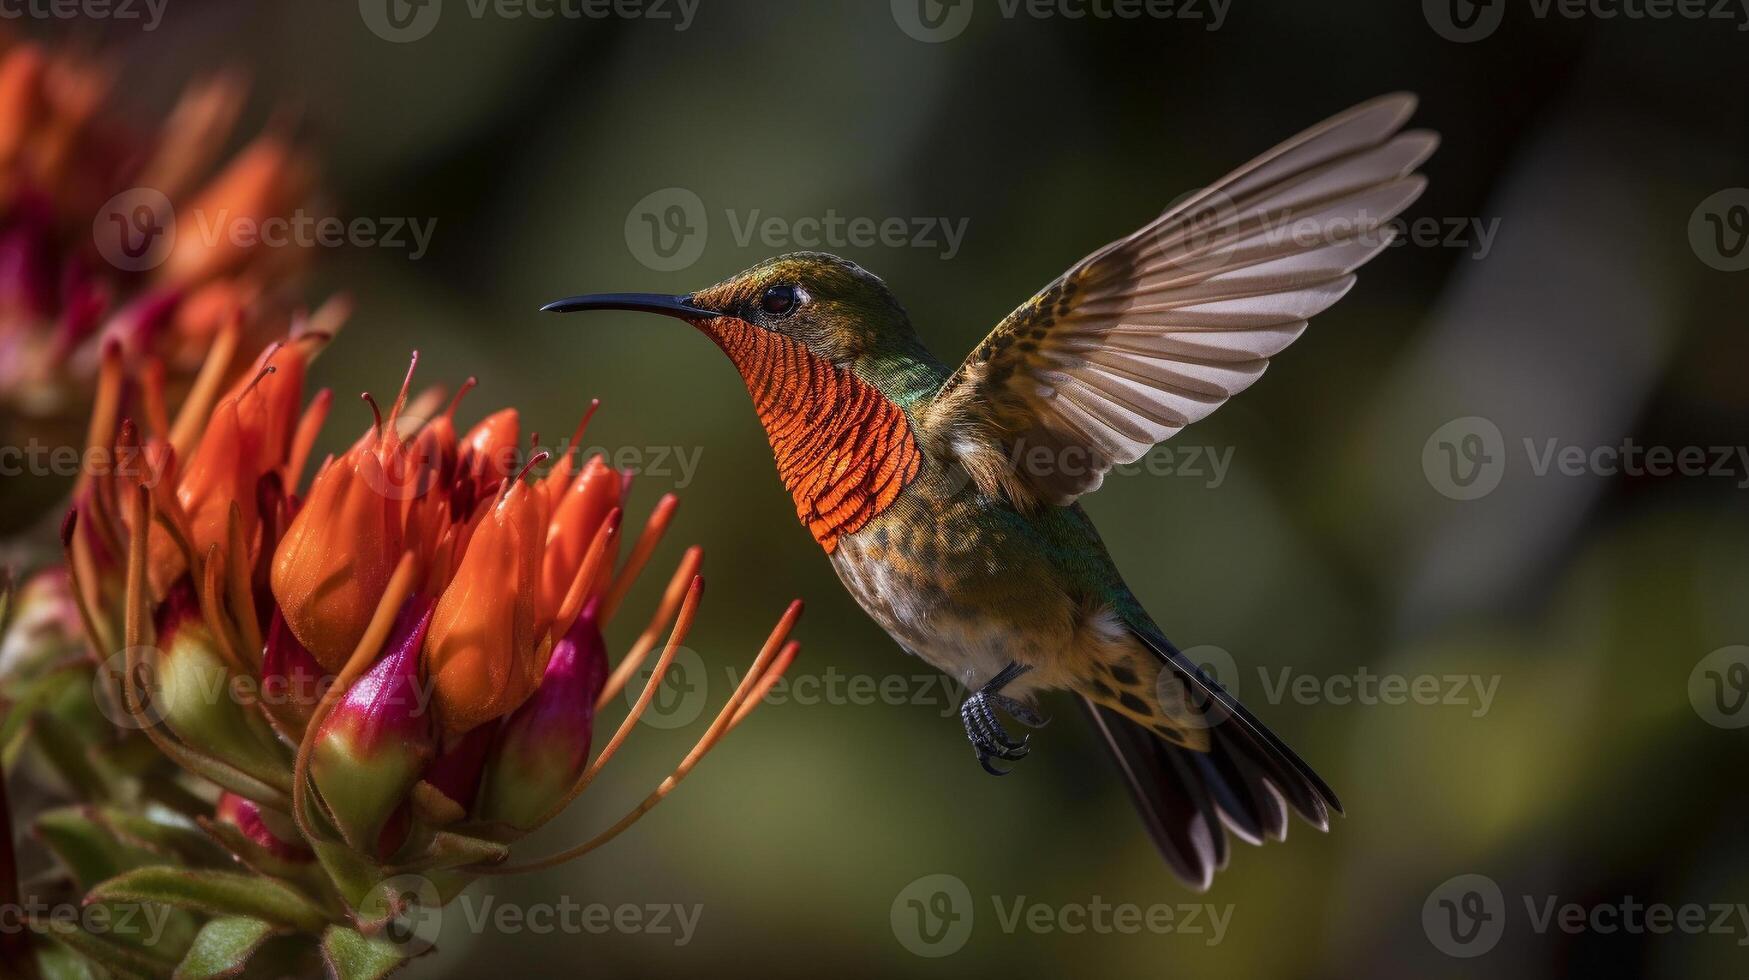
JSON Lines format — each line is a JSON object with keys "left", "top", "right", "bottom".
{"left": 928, "top": 94, "right": 1436, "bottom": 506}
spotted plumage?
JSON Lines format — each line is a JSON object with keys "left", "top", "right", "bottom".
{"left": 547, "top": 94, "right": 1435, "bottom": 889}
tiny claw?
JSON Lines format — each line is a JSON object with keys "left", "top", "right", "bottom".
{"left": 993, "top": 694, "right": 1049, "bottom": 729}
{"left": 958, "top": 662, "right": 1042, "bottom": 776}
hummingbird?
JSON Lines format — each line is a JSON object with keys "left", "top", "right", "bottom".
{"left": 545, "top": 94, "right": 1435, "bottom": 889}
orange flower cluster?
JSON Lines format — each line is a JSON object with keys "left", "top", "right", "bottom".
{"left": 0, "top": 37, "right": 322, "bottom": 423}
{"left": 62, "top": 329, "right": 801, "bottom": 877}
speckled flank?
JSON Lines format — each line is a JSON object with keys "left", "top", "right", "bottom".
{"left": 824, "top": 450, "right": 1210, "bottom": 751}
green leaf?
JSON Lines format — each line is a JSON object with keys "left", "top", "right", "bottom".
{"left": 85, "top": 868, "right": 329, "bottom": 933}
{"left": 0, "top": 663, "right": 81, "bottom": 757}
{"left": 320, "top": 926, "right": 408, "bottom": 980}
{"left": 35, "top": 937, "right": 101, "bottom": 980}
{"left": 29, "top": 915, "right": 176, "bottom": 980}
{"left": 173, "top": 917, "right": 278, "bottom": 979}
{"left": 392, "top": 829, "right": 507, "bottom": 875}
{"left": 35, "top": 807, "right": 166, "bottom": 890}
{"left": 98, "top": 808, "right": 232, "bottom": 869}
{"left": 308, "top": 837, "right": 385, "bottom": 912}
{"left": 197, "top": 815, "right": 330, "bottom": 898}
{"left": 30, "top": 711, "right": 110, "bottom": 801}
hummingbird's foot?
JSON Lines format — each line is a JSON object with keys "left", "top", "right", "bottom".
{"left": 989, "top": 693, "right": 1049, "bottom": 729}
{"left": 961, "top": 663, "right": 1043, "bottom": 776}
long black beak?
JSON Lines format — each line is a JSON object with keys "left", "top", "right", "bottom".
{"left": 539, "top": 292, "right": 715, "bottom": 319}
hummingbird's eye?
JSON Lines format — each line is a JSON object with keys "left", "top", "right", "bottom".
{"left": 760, "top": 284, "right": 799, "bottom": 318}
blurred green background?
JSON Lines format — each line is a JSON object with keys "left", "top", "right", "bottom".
{"left": 12, "top": 1, "right": 1749, "bottom": 976}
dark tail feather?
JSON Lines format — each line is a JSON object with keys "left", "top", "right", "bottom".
{"left": 1080, "top": 629, "right": 1342, "bottom": 890}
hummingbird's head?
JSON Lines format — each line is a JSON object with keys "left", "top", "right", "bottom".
{"left": 542, "top": 252, "right": 920, "bottom": 377}
{"left": 545, "top": 252, "right": 933, "bottom": 551}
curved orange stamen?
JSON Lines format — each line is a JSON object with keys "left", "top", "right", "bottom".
{"left": 285, "top": 388, "right": 331, "bottom": 486}
{"left": 550, "top": 509, "right": 621, "bottom": 644}
{"left": 169, "top": 320, "right": 240, "bottom": 462}
{"left": 76, "top": 341, "right": 124, "bottom": 498}
{"left": 597, "top": 545, "right": 701, "bottom": 708}
{"left": 601, "top": 493, "right": 679, "bottom": 625}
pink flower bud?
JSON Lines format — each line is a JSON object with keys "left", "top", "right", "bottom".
{"left": 423, "top": 722, "right": 495, "bottom": 814}
{"left": 476, "top": 600, "right": 608, "bottom": 831}
{"left": 261, "top": 609, "right": 327, "bottom": 721}
{"left": 309, "top": 595, "right": 436, "bottom": 850}
{"left": 216, "top": 792, "right": 311, "bottom": 863}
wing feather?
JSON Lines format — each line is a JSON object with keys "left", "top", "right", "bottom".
{"left": 928, "top": 94, "right": 1434, "bottom": 505}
